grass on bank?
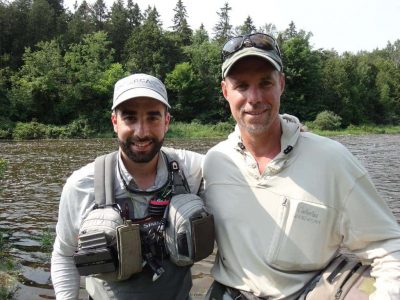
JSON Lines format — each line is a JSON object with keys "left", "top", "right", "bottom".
{"left": 1, "top": 119, "right": 400, "bottom": 140}
{"left": 306, "top": 124, "right": 400, "bottom": 136}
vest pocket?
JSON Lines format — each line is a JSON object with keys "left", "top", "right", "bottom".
{"left": 267, "top": 197, "right": 338, "bottom": 271}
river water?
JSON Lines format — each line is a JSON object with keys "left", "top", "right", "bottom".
{"left": 0, "top": 135, "right": 399, "bottom": 299}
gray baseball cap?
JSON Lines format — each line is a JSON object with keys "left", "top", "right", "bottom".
{"left": 112, "top": 73, "right": 170, "bottom": 110}
{"left": 222, "top": 47, "right": 283, "bottom": 78}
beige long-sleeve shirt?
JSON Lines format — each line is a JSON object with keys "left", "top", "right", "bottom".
{"left": 203, "top": 115, "right": 400, "bottom": 299}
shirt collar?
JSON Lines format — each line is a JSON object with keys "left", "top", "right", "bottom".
{"left": 116, "top": 150, "right": 169, "bottom": 192}
{"left": 228, "top": 114, "right": 301, "bottom": 174}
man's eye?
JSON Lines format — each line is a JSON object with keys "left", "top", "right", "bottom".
{"left": 149, "top": 116, "right": 161, "bottom": 121}
{"left": 123, "top": 116, "right": 135, "bottom": 121}
{"left": 236, "top": 83, "right": 248, "bottom": 90}
{"left": 261, "top": 80, "right": 273, "bottom": 86}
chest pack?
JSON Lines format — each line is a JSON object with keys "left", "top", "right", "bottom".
{"left": 73, "top": 150, "right": 214, "bottom": 282}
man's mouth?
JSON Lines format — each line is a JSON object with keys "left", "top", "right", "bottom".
{"left": 244, "top": 107, "right": 269, "bottom": 116}
{"left": 246, "top": 110, "right": 265, "bottom": 115}
{"left": 131, "top": 140, "right": 152, "bottom": 149}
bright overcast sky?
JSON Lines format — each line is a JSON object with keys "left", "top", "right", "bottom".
{"left": 64, "top": 0, "right": 400, "bottom": 54}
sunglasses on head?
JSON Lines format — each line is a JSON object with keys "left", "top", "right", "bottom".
{"left": 221, "top": 33, "right": 282, "bottom": 62}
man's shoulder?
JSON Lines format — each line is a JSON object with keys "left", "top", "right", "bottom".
{"left": 204, "top": 138, "right": 231, "bottom": 157}
{"left": 65, "top": 160, "right": 95, "bottom": 189}
{"left": 161, "top": 146, "right": 203, "bottom": 164}
{"left": 299, "top": 132, "right": 366, "bottom": 172}
{"left": 300, "top": 132, "right": 349, "bottom": 154}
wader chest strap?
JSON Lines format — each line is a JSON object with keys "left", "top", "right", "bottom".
{"left": 94, "top": 151, "right": 118, "bottom": 206}
{"left": 94, "top": 150, "right": 189, "bottom": 206}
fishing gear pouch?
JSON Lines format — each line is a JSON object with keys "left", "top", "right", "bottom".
{"left": 165, "top": 194, "right": 215, "bottom": 266}
{"left": 73, "top": 206, "right": 142, "bottom": 281}
{"left": 299, "top": 255, "right": 375, "bottom": 300}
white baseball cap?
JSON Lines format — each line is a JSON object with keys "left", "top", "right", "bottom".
{"left": 112, "top": 73, "right": 170, "bottom": 110}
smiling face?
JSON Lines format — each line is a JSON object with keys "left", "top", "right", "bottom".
{"left": 222, "top": 56, "right": 285, "bottom": 137}
{"left": 111, "top": 97, "right": 170, "bottom": 164}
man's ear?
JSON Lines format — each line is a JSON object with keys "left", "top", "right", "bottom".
{"left": 221, "top": 80, "right": 228, "bottom": 101}
{"left": 111, "top": 111, "right": 118, "bottom": 133}
{"left": 164, "top": 111, "right": 171, "bottom": 133}
{"left": 279, "top": 73, "right": 286, "bottom": 95}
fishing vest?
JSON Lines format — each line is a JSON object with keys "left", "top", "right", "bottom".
{"left": 74, "top": 150, "right": 214, "bottom": 300}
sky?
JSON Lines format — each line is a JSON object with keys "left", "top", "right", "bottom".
{"left": 64, "top": 0, "right": 400, "bottom": 54}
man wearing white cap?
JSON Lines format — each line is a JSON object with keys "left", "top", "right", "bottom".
{"left": 51, "top": 73, "right": 204, "bottom": 300}
{"left": 203, "top": 33, "right": 400, "bottom": 299}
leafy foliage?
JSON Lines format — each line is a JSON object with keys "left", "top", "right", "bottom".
{"left": 312, "top": 111, "right": 342, "bottom": 130}
{"left": 0, "top": 1, "right": 399, "bottom": 140}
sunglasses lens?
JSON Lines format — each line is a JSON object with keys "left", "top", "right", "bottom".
{"left": 221, "top": 33, "right": 281, "bottom": 62}
{"left": 250, "top": 34, "right": 276, "bottom": 51}
{"left": 222, "top": 36, "right": 244, "bottom": 59}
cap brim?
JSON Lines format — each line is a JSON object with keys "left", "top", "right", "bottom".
{"left": 222, "top": 47, "right": 282, "bottom": 78}
{"left": 112, "top": 88, "right": 171, "bottom": 110}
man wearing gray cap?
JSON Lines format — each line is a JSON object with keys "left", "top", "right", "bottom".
{"left": 51, "top": 73, "right": 204, "bottom": 299}
{"left": 202, "top": 33, "right": 400, "bottom": 299}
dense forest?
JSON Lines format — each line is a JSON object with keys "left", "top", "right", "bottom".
{"left": 0, "top": 0, "right": 399, "bottom": 138}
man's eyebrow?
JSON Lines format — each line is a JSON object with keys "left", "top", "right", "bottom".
{"left": 118, "top": 109, "right": 163, "bottom": 116}
{"left": 148, "top": 111, "right": 162, "bottom": 116}
{"left": 119, "top": 110, "right": 136, "bottom": 116}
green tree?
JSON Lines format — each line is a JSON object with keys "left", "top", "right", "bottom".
{"left": 0, "top": 60, "right": 14, "bottom": 137}
{"left": 143, "top": 5, "right": 162, "bottom": 27}
{"left": 167, "top": 39, "right": 227, "bottom": 123}
{"left": 171, "top": 0, "right": 192, "bottom": 46}
{"left": 91, "top": 0, "right": 108, "bottom": 31}
{"left": 353, "top": 54, "right": 381, "bottom": 124}
{"left": 124, "top": 7, "right": 179, "bottom": 79}
{"left": 64, "top": 31, "right": 124, "bottom": 128}
{"left": 258, "top": 23, "right": 278, "bottom": 36}
{"left": 28, "top": 0, "right": 57, "bottom": 46}
{"left": 213, "top": 2, "right": 232, "bottom": 44}
{"left": 192, "top": 24, "right": 209, "bottom": 44}
{"left": 108, "top": 0, "right": 130, "bottom": 61}
{"left": 234, "top": 16, "right": 256, "bottom": 35}
{"left": 66, "top": 0, "right": 96, "bottom": 44}
{"left": 0, "top": 0, "right": 32, "bottom": 67}
{"left": 9, "top": 40, "right": 67, "bottom": 124}
{"left": 48, "top": 0, "right": 64, "bottom": 16}
{"left": 126, "top": 0, "right": 142, "bottom": 28}
{"left": 317, "top": 49, "right": 344, "bottom": 115}
{"left": 280, "top": 23, "right": 323, "bottom": 121}
{"left": 374, "top": 41, "right": 400, "bottom": 123}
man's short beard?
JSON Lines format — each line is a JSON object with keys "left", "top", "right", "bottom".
{"left": 118, "top": 136, "right": 163, "bottom": 163}
{"left": 237, "top": 105, "right": 274, "bottom": 134}
{"left": 238, "top": 121, "right": 271, "bottom": 134}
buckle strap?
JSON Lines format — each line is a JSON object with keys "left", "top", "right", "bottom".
{"left": 226, "top": 287, "right": 245, "bottom": 300}
{"left": 229, "top": 288, "right": 269, "bottom": 300}
{"left": 209, "top": 281, "right": 268, "bottom": 300}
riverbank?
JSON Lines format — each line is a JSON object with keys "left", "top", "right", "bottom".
{"left": 2, "top": 120, "right": 400, "bottom": 140}
{"left": 307, "top": 124, "right": 400, "bottom": 137}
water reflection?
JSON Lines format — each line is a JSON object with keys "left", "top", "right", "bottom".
{"left": 0, "top": 135, "right": 399, "bottom": 299}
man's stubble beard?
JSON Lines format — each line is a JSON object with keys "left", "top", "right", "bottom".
{"left": 237, "top": 104, "right": 277, "bottom": 134}
{"left": 118, "top": 136, "right": 164, "bottom": 163}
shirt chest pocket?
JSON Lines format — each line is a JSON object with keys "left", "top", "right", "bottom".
{"left": 266, "top": 197, "right": 340, "bottom": 271}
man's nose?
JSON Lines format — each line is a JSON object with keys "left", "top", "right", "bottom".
{"left": 246, "top": 86, "right": 262, "bottom": 104}
{"left": 133, "top": 120, "right": 148, "bottom": 137}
